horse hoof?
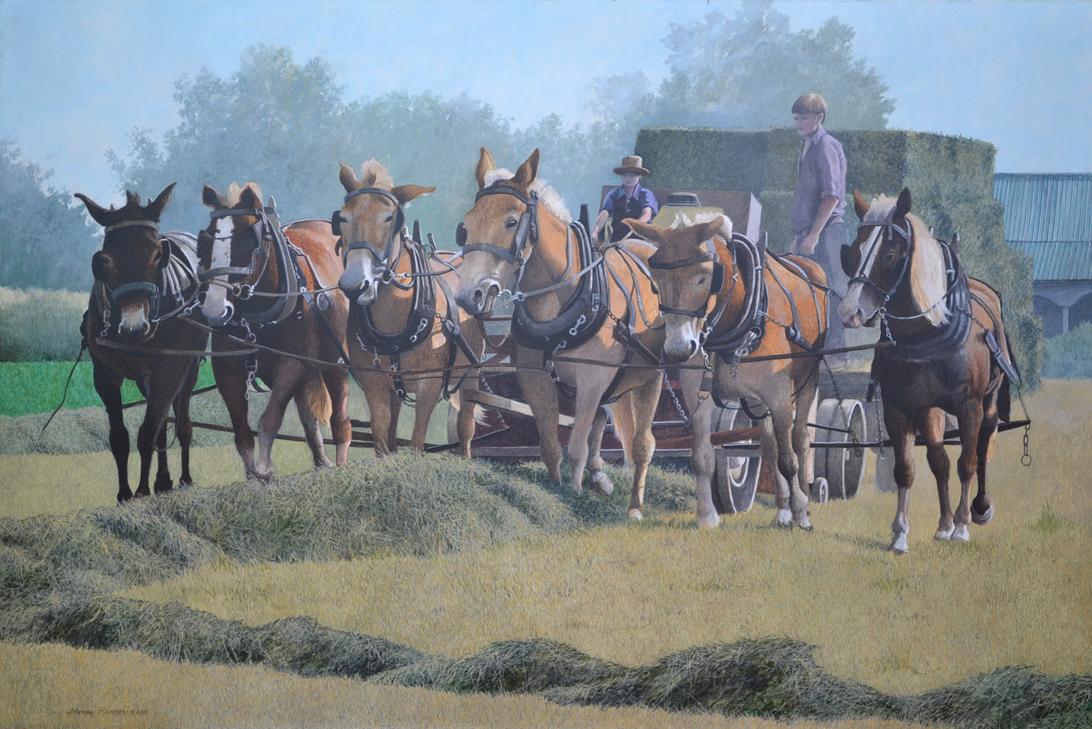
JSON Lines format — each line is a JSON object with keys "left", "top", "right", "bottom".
{"left": 628, "top": 508, "right": 644, "bottom": 521}
{"left": 795, "top": 512, "right": 813, "bottom": 531}
{"left": 775, "top": 508, "right": 793, "bottom": 528}
{"left": 971, "top": 500, "right": 994, "bottom": 525}
{"left": 134, "top": 487, "right": 151, "bottom": 499}
{"left": 590, "top": 471, "right": 614, "bottom": 496}
{"left": 177, "top": 479, "right": 194, "bottom": 490}
{"left": 254, "top": 470, "right": 274, "bottom": 485}
{"left": 154, "top": 478, "right": 173, "bottom": 494}
{"left": 890, "top": 533, "right": 909, "bottom": 554}
{"left": 697, "top": 512, "right": 720, "bottom": 529}
{"left": 934, "top": 525, "right": 955, "bottom": 541}
{"left": 117, "top": 491, "right": 132, "bottom": 504}
{"left": 952, "top": 524, "right": 970, "bottom": 542}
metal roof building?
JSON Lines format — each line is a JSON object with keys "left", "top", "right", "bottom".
{"left": 994, "top": 173, "right": 1092, "bottom": 336}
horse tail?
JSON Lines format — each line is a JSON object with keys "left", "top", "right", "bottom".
{"left": 300, "top": 374, "right": 332, "bottom": 426}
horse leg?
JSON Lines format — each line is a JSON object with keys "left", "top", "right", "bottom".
{"left": 387, "top": 388, "right": 402, "bottom": 454}
{"left": 455, "top": 374, "right": 479, "bottom": 458}
{"left": 152, "top": 416, "right": 173, "bottom": 494}
{"left": 174, "top": 360, "right": 199, "bottom": 488}
{"left": 361, "top": 374, "right": 394, "bottom": 457}
{"left": 952, "top": 400, "right": 984, "bottom": 543}
{"left": 586, "top": 406, "right": 614, "bottom": 496}
{"left": 410, "top": 377, "right": 443, "bottom": 450}
{"left": 566, "top": 380, "right": 611, "bottom": 494}
{"left": 517, "top": 366, "right": 563, "bottom": 484}
{"left": 791, "top": 372, "right": 820, "bottom": 522}
{"left": 254, "top": 358, "right": 307, "bottom": 482}
{"left": 919, "top": 408, "right": 953, "bottom": 540}
{"left": 295, "top": 376, "right": 333, "bottom": 469}
{"left": 610, "top": 395, "right": 636, "bottom": 470}
{"left": 688, "top": 387, "right": 719, "bottom": 529}
{"left": 626, "top": 373, "right": 662, "bottom": 521}
{"left": 94, "top": 363, "right": 132, "bottom": 503}
{"left": 137, "top": 363, "right": 187, "bottom": 498}
{"left": 322, "top": 368, "right": 352, "bottom": 467}
{"left": 212, "top": 354, "right": 256, "bottom": 480}
{"left": 886, "top": 406, "right": 916, "bottom": 554}
{"left": 769, "top": 391, "right": 810, "bottom": 530}
{"left": 972, "top": 393, "right": 1000, "bottom": 525}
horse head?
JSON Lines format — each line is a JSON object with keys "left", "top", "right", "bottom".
{"left": 333, "top": 160, "right": 434, "bottom": 307}
{"left": 197, "top": 182, "right": 272, "bottom": 327}
{"left": 454, "top": 147, "right": 547, "bottom": 318}
{"left": 630, "top": 214, "right": 733, "bottom": 363}
{"left": 75, "top": 183, "right": 176, "bottom": 338}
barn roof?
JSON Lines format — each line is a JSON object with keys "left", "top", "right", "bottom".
{"left": 994, "top": 173, "right": 1092, "bottom": 281}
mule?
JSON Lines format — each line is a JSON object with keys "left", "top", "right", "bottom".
{"left": 455, "top": 148, "right": 676, "bottom": 520}
{"left": 333, "top": 160, "right": 486, "bottom": 455}
{"left": 628, "top": 214, "right": 828, "bottom": 529}
{"left": 840, "top": 189, "right": 1018, "bottom": 554}
{"left": 198, "top": 183, "right": 351, "bottom": 481}
{"left": 75, "top": 184, "right": 207, "bottom": 503}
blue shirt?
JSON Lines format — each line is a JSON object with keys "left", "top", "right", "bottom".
{"left": 601, "top": 184, "right": 659, "bottom": 241}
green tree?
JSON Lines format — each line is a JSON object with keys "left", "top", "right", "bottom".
{"left": 0, "top": 140, "right": 99, "bottom": 291}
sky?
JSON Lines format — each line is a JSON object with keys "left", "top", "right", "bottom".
{"left": 1, "top": 0, "right": 1090, "bottom": 203}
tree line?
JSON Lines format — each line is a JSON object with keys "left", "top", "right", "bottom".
{"left": 1, "top": 3, "right": 893, "bottom": 291}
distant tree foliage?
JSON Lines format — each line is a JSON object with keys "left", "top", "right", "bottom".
{"left": 0, "top": 141, "right": 98, "bottom": 291}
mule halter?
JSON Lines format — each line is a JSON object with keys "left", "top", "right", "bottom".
{"left": 648, "top": 239, "right": 728, "bottom": 318}
{"left": 456, "top": 184, "right": 539, "bottom": 266}
{"left": 331, "top": 187, "right": 408, "bottom": 284}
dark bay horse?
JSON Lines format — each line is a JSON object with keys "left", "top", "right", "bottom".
{"left": 198, "top": 183, "right": 351, "bottom": 481}
{"left": 456, "top": 148, "right": 676, "bottom": 520}
{"left": 628, "top": 214, "right": 828, "bottom": 529}
{"left": 75, "top": 184, "right": 207, "bottom": 503}
{"left": 839, "top": 188, "right": 1017, "bottom": 554}
{"left": 334, "top": 160, "right": 486, "bottom": 455}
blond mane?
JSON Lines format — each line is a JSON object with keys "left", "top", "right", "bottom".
{"left": 482, "top": 168, "right": 572, "bottom": 223}
{"left": 862, "top": 196, "right": 950, "bottom": 326}
{"left": 358, "top": 159, "right": 395, "bottom": 190}
{"left": 224, "top": 182, "right": 264, "bottom": 206}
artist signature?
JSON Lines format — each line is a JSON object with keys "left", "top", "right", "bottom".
{"left": 65, "top": 708, "right": 149, "bottom": 716}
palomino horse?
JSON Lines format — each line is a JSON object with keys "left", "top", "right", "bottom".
{"left": 627, "top": 214, "right": 828, "bottom": 529}
{"left": 456, "top": 148, "right": 676, "bottom": 520}
{"left": 840, "top": 188, "right": 1018, "bottom": 554}
{"left": 333, "top": 160, "right": 485, "bottom": 455}
{"left": 198, "top": 183, "right": 351, "bottom": 481}
{"left": 75, "top": 184, "right": 207, "bottom": 502}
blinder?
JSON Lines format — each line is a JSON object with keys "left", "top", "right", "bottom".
{"left": 458, "top": 185, "right": 539, "bottom": 265}
{"left": 648, "top": 239, "right": 726, "bottom": 319}
{"left": 330, "top": 210, "right": 344, "bottom": 237}
{"left": 455, "top": 222, "right": 467, "bottom": 246}
{"left": 158, "top": 238, "right": 172, "bottom": 270}
{"left": 839, "top": 244, "right": 859, "bottom": 277}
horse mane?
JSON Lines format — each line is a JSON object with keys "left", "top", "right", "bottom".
{"left": 482, "top": 168, "right": 572, "bottom": 223}
{"left": 863, "top": 195, "right": 950, "bottom": 326}
{"left": 224, "top": 182, "right": 264, "bottom": 206}
{"left": 358, "top": 159, "right": 394, "bottom": 189}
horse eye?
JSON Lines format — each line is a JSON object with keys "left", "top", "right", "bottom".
{"left": 505, "top": 218, "right": 518, "bottom": 228}
{"left": 697, "top": 276, "right": 706, "bottom": 285}
{"left": 384, "top": 214, "right": 393, "bottom": 223}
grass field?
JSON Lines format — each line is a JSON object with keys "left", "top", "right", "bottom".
{"left": 2, "top": 380, "right": 1090, "bottom": 727}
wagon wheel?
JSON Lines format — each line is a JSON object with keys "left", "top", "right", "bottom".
{"left": 710, "top": 403, "right": 761, "bottom": 515}
{"left": 814, "top": 398, "right": 866, "bottom": 499}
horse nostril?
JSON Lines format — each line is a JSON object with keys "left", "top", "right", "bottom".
{"left": 472, "top": 289, "right": 484, "bottom": 306}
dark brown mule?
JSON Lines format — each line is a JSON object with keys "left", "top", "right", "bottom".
{"left": 76, "top": 184, "right": 207, "bottom": 503}
{"left": 627, "top": 214, "right": 828, "bottom": 529}
{"left": 334, "top": 160, "right": 486, "bottom": 455}
{"left": 198, "top": 183, "right": 351, "bottom": 481}
{"left": 456, "top": 148, "right": 675, "bottom": 520}
{"left": 839, "top": 189, "right": 1016, "bottom": 554}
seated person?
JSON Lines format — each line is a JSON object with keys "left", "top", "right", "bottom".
{"left": 590, "top": 155, "right": 658, "bottom": 243}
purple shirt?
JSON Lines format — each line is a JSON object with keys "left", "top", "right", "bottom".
{"left": 791, "top": 126, "right": 847, "bottom": 238}
{"left": 601, "top": 183, "right": 659, "bottom": 242}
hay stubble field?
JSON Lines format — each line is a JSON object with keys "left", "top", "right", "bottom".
{"left": 2, "top": 380, "right": 1090, "bottom": 728}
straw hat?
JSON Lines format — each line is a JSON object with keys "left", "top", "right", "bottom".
{"left": 613, "top": 155, "right": 650, "bottom": 176}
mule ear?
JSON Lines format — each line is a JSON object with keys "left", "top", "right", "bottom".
{"left": 202, "top": 185, "right": 223, "bottom": 209}
{"left": 475, "top": 147, "right": 496, "bottom": 189}
{"left": 623, "top": 218, "right": 662, "bottom": 243}
{"left": 391, "top": 184, "right": 436, "bottom": 206}
{"left": 895, "top": 187, "right": 912, "bottom": 218}
{"left": 512, "top": 148, "right": 540, "bottom": 188}
{"left": 853, "top": 190, "right": 870, "bottom": 220}
{"left": 701, "top": 214, "right": 732, "bottom": 242}
{"left": 239, "top": 183, "right": 262, "bottom": 209}
{"left": 145, "top": 182, "right": 176, "bottom": 221}
{"left": 339, "top": 162, "right": 359, "bottom": 193}
{"left": 74, "top": 192, "right": 112, "bottom": 227}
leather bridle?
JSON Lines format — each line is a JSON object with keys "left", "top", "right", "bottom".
{"left": 456, "top": 184, "right": 539, "bottom": 266}
{"left": 331, "top": 187, "right": 407, "bottom": 283}
{"left": 647, "top": 238, "right": 727, "bottom": 318}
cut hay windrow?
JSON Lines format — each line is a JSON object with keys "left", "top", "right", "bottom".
{"left": 1, "top": 452, "right": 1087, "bottom": 727}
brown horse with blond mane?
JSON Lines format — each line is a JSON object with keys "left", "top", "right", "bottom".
{"left": 76, "top": 183, "right": 207, "bottom": 503}
{"left": 198, "top": 182, "right": 351, "bottom": 481}
{"left": 839, "top": 189, "right": 1018, "bottom": 554}
{"left": 627, "top": 214, "right": 828, "bottom": 529}
{"left": 334, "top": 160, "right": 486, "bottom": 455}
{"left": 456, "top": 148, "right": 684, "bottom": 520}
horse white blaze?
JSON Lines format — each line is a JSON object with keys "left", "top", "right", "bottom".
{"left": 838, "top": 226, "right": 883, "bottom": 328}
{"left": 201, "top": 218, "right": 234, "bottom": 323}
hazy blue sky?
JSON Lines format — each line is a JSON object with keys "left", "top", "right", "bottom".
{"left": 1, "top": 0, "right": 1089, "bottom": 202}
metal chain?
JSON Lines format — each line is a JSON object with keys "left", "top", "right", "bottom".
{"left": 663, "top": 369, "right": 690, "bottom": 425}
{"left": 476, "top": 371, "right": 508, "bottom": 431}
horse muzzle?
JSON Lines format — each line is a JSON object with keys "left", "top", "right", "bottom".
{"left": 457, "top": 279, "right": 501, "bottom": 318}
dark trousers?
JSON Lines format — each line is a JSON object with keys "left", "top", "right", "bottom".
{"left": 796, "top": 221, "right": 849, "bottom": 349}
